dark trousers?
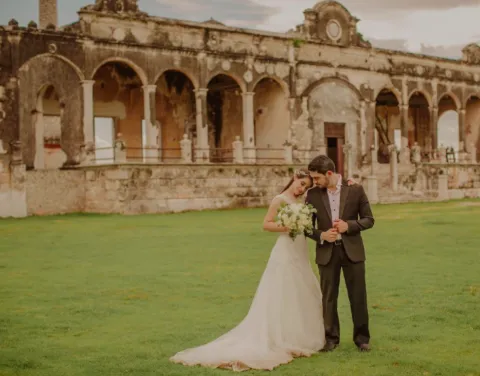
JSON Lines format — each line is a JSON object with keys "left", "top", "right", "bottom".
{"left": 318, "top": 242, "right": 370, "bottom": 346}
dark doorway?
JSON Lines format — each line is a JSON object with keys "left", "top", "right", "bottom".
{"left": 324, "top": 122, "right": 345, "bottom": 176}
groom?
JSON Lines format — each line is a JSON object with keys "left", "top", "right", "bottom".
{"left": 305, "top": 155, "right": 374, "bottom": 352}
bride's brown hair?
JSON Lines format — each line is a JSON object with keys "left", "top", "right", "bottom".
{"left": 281, "top": 168, "right": 312, "bottom": 193}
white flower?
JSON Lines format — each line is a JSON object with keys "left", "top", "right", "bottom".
{"left": 275, "top": 203, "right": 316, "bottom": 240}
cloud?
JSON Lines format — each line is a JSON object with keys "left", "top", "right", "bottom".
{"left": 344, "top": 0, "right": 480, "bottom": 13}
{"left": 149, "top": 0, "right": 278, "bottom": 25}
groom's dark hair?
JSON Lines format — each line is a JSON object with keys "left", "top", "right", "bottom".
{"left": 308, "top": 155, "right": 336, "bottom": 175}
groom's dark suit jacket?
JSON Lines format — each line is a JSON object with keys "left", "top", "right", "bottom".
{"left": 305, "top": 180, "right": 374, "bottom": 265}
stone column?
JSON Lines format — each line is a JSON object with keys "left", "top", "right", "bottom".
{"left": 142, "top": 85, "right": 159, "bottom": 161}
{"left": 430, "top": 106, "right": 439, "bottom": 151}
{"left": 399, "top": 104, "right": 410, "bottom": 164}
{"left": 194, "top": 88, "right": 209, "bottom": 162}
{"left": 242, "top": 92, "right": 256, "bottom": 163}
{"left": 370, "top": 144, "right": 377, "bottom": 174}
{"left": 180, "top": 134, "right": 193, "bottom": 163}
{"left": 33, "top": 110, "right": 45, "bottom": 170}
{"left": 232, "top": 136, "right": 244, "bottom": 164}
{"left": 459, "top": 108, "right": 466, "bottom": 152}
{"left": 360, "top": 101, "right": 367, "bottom": 156}
{"left": 367, "top": 145, "right": 379, "bottom": 204}
{"left": 81, "top": 80, "right": 95, "bottom": 147}
{"left": 365, "top": 101, "right": 376, "bottom": 156}
{"left": 389, "top": 145, "right": 398, "bottom": 192}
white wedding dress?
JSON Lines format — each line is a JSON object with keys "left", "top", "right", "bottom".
{"left": 170, "top": 194, "right": 325, "bottom": 372}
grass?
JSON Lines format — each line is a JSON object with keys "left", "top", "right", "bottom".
{"left": 0, "top": 200, "right": 479, "bottom": 376}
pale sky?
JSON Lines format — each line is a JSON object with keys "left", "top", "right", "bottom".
{"left": 1, "top": 0, "right": 479, "bottom": 59}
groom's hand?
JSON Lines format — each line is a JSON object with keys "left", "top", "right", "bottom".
{"left": 333, "top": 219, "right": 348, "bottom": 234}
{"left": 321, "top": 228, "right": 338, "bottom": 243}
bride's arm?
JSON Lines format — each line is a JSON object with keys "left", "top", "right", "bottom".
{"left": 262, "top": 197, "right": 289, "bottom": 233}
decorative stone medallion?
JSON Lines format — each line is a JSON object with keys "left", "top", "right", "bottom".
{"left": 221, "top": 60, "right": 231, "bottom": 71}
{"left": 243, "top": 70, "right": 253, "bottom": 83}
{"left": 326, "top": 19, "right": 342, "bottom": 42}
{"left": 48, "top": 43, "right": 57, "bottom": 54}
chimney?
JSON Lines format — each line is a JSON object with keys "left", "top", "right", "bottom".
{"left": 39, "top": 0, "right": 57, "bottom": 29}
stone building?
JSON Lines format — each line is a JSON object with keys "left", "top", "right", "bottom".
{"left": 1, "top": 0, "right": 480, "bottom": 217}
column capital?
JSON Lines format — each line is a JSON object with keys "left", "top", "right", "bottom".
{"left": 81, "top": 80, "right": 95, "bottom": 86}
{"left": 459, "top": 108, "right": 466, "bottom": 115}
{"left": 142, "top": 84, "right": 157, "bottom": 93}
{"left": 242, "top": 91, "right": 255, "bottom": 97}
{"left": 194, "top": 88, "right": 208, "bottom": 96}
{"left": 400, "top": 104, "right": 409, "bottom": 111}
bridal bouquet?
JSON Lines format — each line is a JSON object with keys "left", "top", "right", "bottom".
{"left": 276, "top": 203, "right": 317, "bottom": 240}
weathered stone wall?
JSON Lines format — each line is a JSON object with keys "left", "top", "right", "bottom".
{"left": 83, "top": 164, "right": 292, "bottom": 214}
{"left": 254, "top": 79, "right": 290, "bottom": 162}
{"left": 0, "top": 156, "right": 27, "bottom": 218}
{"left": 1, "top": 160, "right": 479, "bottom": 218}
{"left": 26, "top": 169, "right": 85, "bottom": 215}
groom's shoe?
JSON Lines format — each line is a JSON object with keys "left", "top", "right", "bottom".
{"left": 357, "top": 343, "right": 371, "bottom": 352}
{"left": 320, "top": 342, "right": 338, "bottom": 352}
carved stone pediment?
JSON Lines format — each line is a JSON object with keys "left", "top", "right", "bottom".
{"left": 462, "top": 43, "right": 480, "bottom": 65}
{"left": 298, "top": 1, "right": 371, "bottom": 48}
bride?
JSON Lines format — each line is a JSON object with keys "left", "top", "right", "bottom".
{"left": 170, "top": 169, "right": 325, "bottom": 371}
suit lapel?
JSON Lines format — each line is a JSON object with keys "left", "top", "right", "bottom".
{"left": 339, "top": 180, "right": 350, "bottom": 219}
{"left": 320, "top": 189, "right": 332, "bottom": 223}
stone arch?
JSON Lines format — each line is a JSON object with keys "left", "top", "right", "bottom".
{"left": 438, "top": 92, "right": 461, "bottom": 111}
{"left": 91, "top": 57, "right": 147, "bottom": 86}
{"left": 206, "top": 72, "right": 246, "bottom": 94}
{"left": 19, "top": 53, "right": 85, "bottom": 82}
{"left": 305, "top": 76, "right": 362, "bottom": 175}
{"left": 408, "top": 89, "right": 433, "bottom": 108}
{"left": 252, "top": 75, "right": 290, "bottom": 97}
{"left": 32, "top": 84, "right": 67, "bottom": 170}
{"left": 92, "top": 60, "right": 145, "bottom": 162}
{"left": 408, "top": 91, "right": 431, "bottom": 153}
{"left": 153, "top": 68, "right": 198, "bottom": 90}
{"left": 301, "top": 76, "right": 363, "bottom": 100}
{"left": 18, "top": 54, "right": 83, "bottom": 169}
{"left": 465, "top": 94, "right": 480, "bottom": 160}
{"left": 375, "top": 88, "right": 401, "bottom": 163}
{"left": 375, "top": 86, "right": 401, "bottom": 105}
{"left": 437, "top": 110, "right": 459, "bottom": 151}
{"left": 464, "top": 92, "right": 480, "bottom": 108}
{"left": 253, "top": 77, "right": 290, "bottom": 162}
{"left": 154, "top": 70, "right": 197, "bottom": 161}
{"left": 206, "top": 74, "right": 244, "bottom": 161}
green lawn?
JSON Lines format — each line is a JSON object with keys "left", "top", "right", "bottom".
{"left": 1, "top": 200, "right": 479, "bottom": 376}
